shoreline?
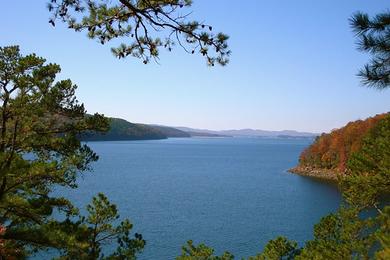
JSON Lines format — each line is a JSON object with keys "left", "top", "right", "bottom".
{"left": 288, "top": 166, "right": 343, "bottom": 181}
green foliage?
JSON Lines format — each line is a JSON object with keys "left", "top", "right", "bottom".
{"left": 248, "top": 237, "right": 299, "bottom": 260}
{"left": 0, "top": 46, "right": 143, "bottom": 259}
{"left": 342, "top": 114, "right": 390, "bottom": 208}
{"left": 81, "top": 117, "right": 167, "bottom": 141}
{"left": 296, "top": 208, "right": 377, "bottom": 259}
{"left": 48, "top": 0, "right": 230, "bottom": 66}
{"left": 177, "top": 240, "right": 234, "bottom": 260}
{"left": 295, "top": 114, "right": 390, "bottom": 259}
{"left": 55, "top": 193, "right": 145, "bottom": 259}
{"left": 177, "top": 237, "right": 300, "bottom": 260}
{"left": 350, "top": 11, "right": 390, "bottom": 89}
{"left": 81, "top": 117, "right": 191, "bottom": 141}
{"left": 375, "top": 206, "right": 390, "bottom": 259}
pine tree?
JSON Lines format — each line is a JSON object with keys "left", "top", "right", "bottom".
{"left": 0, "top": 46, "right": 144, "bottom": 259}
{"left": 350, "top": 11, "right": 390, "bottom": 89}
{"left": 177, "top": 240, "right": 234, "bottom": 260}
{"left": 47, "top": 0, "right": 230, "bottom": 66}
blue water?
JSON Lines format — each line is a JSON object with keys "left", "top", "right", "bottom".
{"left": 61, "top": 137, "right": 341, "bottom": 259}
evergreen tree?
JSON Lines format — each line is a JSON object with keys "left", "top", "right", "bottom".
{"left": 0, "top": 46, "right": 144, "bottom": 259}
{"left": 350, "top": 11, "right": 390, "bottom": 89}
{"left": 248, "top": 237, "right": 299, "bottom": 260}
{"left": 55, "top": 193, "right": 145, "bottom": 259}
{"left": 342, "top": 114, "right": 390, "bottom": 209}
{"left": 177, "top": 240, "right": 234, "bottom": 260}
{"left": 48, "top": 0, "right": 230, "bottom": 66}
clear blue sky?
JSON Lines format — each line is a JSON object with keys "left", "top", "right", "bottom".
{"left": 1, "top": 1, "right": 389, "bottom": 133}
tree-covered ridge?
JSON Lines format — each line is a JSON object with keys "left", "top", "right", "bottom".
{"left": 80, "top": 117, "right": 190, "bottom": 141}
{"left": 296, "top": 113, "right": 389, "bottom": 174}
{"left": 81, "top": 117, "right": 166, "bottom": 141}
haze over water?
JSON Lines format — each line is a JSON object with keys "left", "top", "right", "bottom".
{"left": 64, "top": 138, "right": 341, "bottom": 259}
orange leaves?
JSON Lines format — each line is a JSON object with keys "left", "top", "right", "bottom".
{"left": 299, "top": 113, "right": 389, "bottom": 172}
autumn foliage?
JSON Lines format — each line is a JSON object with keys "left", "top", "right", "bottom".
{"left": 298, "top": 113, "right": 389, "bottom": 172}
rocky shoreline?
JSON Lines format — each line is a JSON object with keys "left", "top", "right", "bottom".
{"left": 288, "top": 166, "right": 343, "bottom": 181}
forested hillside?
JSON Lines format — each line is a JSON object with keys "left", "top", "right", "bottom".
{"left": 290, "top": 113, "right": 389, "bottom": 178}
{"left": 80, "top": 118, "right": 192, "bottom": 141}
{"left": 80, "top": 118, "right": 167, "bottom": 141}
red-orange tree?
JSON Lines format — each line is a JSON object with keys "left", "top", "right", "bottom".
{"left": 298, "top": 113, "right": 387, "bottom": 172}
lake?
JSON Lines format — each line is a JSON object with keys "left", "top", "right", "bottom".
{"left": 62, "top": 137, "right": 341, "bottom": 259}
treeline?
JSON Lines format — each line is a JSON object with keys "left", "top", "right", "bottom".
{"left": 298, "top": 113, "right": 389, "bottom": 173}
{"left": 80, "top": 117, "right": 190, "bottom": 141}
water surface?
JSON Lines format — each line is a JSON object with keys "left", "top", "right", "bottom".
{"left": 63, "top": 137, "right": 341, "bottom": 259}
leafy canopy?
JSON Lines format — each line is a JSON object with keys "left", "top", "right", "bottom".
{"left": 48, "top": 0, "right": 231, "bottom": 66}
{"left": 342, "top": 114, "right": 390, "bottom": 209}
{"left": 0, "top": 45, "right": 144, "bottom": 259}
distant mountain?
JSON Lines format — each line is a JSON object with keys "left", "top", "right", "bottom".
{"left": 80, "top": 117, "right": 318, "bottom": 141}
{"left": 186, "top": 131, "right": 231, "bottom": 137}
{"left": 81, "top": 118, "right": 167, "bottom": 141}
{"left": 220, "top": 129, "right": 317, "bottom": 137}
{"left": 173, "top": 127, "right": 230, "bottom": 137}
{"left": 175, "top": 127, "right": 317, "bottom": 138}
{"left": 80, "top": 118, "right": 191, "bottom": 141}
{"left": 175, "top": 127, "right": 219, "bottom": 135}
